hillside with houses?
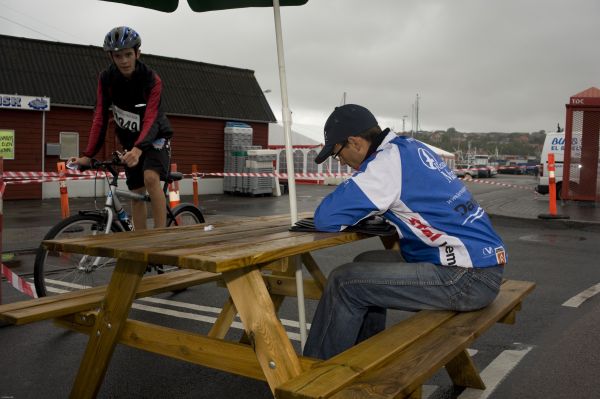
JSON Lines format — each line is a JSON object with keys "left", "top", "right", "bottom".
{"left": 411, "top": 128, "right": 548, "bottom": 161}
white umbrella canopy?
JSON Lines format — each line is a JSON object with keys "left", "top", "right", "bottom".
{"left": 101, "top": 0, "right": 309, "bottom": 346}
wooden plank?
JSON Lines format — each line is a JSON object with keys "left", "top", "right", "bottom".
{"left": 276, "top": 311, "right": 456, "bottom": 399}
{"left": 326, "top": 280, "right": 535, "bottom": 399}
{"left": 208, "top": 296, "right": 237, "bottom": 339}
{"left": 55, "top": 317, "right": 318, "bottom": 381}
{"left": 301, "top": 253, "right": 327, "bottom": 292}
{"left": 69, "top": 258, "right": 147, "bottom": 399}
{"left": 107, "top": 225, "right": 296, "bottom": 262}
{"left": 264, "top": 275, "right": 322, "bottom": 300}
{"left": 445, "top": 349, "right": 485, "bottom": 389}
{"left": 148, "top": 230, "right": 313, "bottom": 266}
{"left": 224, "top": 267, "right": 303, "bottom": 394}
{"left": 43, "top": 213, "right": 306, "bottom": 255}
{"left": 178, "top": 231, "right": 368, "bottom": 273}
{"left": 0, "top": 269, "right": 220, "bottom": 325}
{"left": 44, "top": 220, "right": 291, "bottom": 258}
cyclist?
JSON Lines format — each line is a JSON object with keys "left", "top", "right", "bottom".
{"left": 70, "top": 26, "right": 173, "bottom": 230}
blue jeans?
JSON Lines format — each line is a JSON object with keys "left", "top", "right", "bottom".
{"left": 303, "top": 250, "right": 503, "bottom": 360}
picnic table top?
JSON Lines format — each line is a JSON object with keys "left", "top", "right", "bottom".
{"left": 43, "top": 213, "right": 376, "bottom": 273}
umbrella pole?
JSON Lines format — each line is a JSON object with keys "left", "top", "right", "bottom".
{"left": 272, "top": 0, "right": 307, "bottom": 349}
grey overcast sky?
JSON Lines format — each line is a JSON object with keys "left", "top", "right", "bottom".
{"left": 1, "top": 0, "right": 598, "bottom": 141}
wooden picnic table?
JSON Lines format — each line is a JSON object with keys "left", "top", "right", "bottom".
{"left": 41, "top": 213, "right": 380, "bottom": 398}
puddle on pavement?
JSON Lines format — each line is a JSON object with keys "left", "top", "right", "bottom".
{"left": 519, "top": 234, "right": 587, "bottom": 244}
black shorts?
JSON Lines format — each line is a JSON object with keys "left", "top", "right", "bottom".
{"left": 124, "top": 139, "right": 171, "bottom": 190}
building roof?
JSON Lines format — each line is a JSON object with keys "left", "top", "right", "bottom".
{"left": 0, "top": 34, "right": 276, "bottom": 123}
{"left": 572, "top": 87, "right": 600, "bottom": 98}
{"left": 268, "top": 123, "right": 321, "bottom": 145}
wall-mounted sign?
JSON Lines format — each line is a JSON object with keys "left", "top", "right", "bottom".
{"left": 0, "top": 130, "right": 15, "bottom": 160}
{"left": 0, "top": 94, "right": 50, "bottom": 111}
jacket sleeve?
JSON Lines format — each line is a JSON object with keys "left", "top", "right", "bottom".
{"left": 133, "top": 72, "right": 163, "bottom": 150}
{"left": 314, "top": 147, "right": 403, "bottom": 231}
{"left": 83, "top": 75, "right": 110, "bottom": 158}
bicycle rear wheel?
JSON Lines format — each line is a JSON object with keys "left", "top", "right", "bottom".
{"left": 33, "top": 213, "right": 121, "bottom": 297}
{"left": 168, "top": 203, "right": 205, "bottom": 226}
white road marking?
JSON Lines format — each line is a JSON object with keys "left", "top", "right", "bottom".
{"left": 562, "top": 282, "right": 600, "bottom": 308}
{"left": 457, "top": 345, "right": 533, "bottom": 399}
{"left": 467, "top": 348, "right": 478, "bottom": 356}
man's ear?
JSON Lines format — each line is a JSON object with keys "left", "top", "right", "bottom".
{"left": 135, "top": 49, "right": 141, "bottom": 59}
{"left": 347, "top": 136, "right": 366, "bottom": 150}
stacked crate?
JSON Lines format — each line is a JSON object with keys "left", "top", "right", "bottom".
{"left": 231, "top": 145, "right": 261, "bottom": 192}
{"left": 223, "top": 122, "right": 276, "bottom": 195}
{"left": 244, "top": 149, "right": 278, "bottom": 195}
{"left": 223, "top": 122, "right": 252, "bottom": 193}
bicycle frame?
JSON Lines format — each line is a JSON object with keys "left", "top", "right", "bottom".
{"left": 99, "top": 159, "right": 178, "bottom": 233}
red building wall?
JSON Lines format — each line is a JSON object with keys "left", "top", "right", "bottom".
{"left": 0, "top": 106, "right": 269, "bottom": 199}
{"left": 0, "top": 109, "right": 44, "bottom": 199}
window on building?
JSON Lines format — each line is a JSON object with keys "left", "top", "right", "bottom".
{"left": 293, "top": 149, "right": 304, "bottom": 173}
{"left": 60, "top": 132, "right": 79, "bottom": 160}
{"left": 306, "top": 150, "right": 318, "bottom": 173}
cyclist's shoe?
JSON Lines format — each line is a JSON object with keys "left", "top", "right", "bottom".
{"left": 146, "top": 263, "right": 164, "bottom": 274}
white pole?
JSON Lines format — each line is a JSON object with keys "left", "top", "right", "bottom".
{"left": 272, "top": 0, "right": 307, "bottom": 349}
{"left": 41, "top": 111, "right": 46, "bottom": 180}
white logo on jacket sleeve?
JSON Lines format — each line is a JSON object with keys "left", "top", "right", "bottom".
{"left": 417, "top": 147, "right": 455, "bottom": 183}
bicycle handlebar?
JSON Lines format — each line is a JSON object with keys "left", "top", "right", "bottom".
{"left": 68, "top": 152, "right": 126, "bottom": 177}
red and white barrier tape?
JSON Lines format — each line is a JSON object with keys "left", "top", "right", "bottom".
{"left": 463, "top": 177, "right": 538, "bottom": 192}
{"left": 1, "top": 264, "right": 37, "bottom": 298}
{"left": 3, "top": 171, "right": 126, "bottom": 185}
{"left": 2, "top": 170, "right": 350, "bottom": 184}
{"left": 197, "top": 172, "right": 351, "bottom": 178}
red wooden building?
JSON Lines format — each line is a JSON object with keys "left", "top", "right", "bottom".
{"left": 0, "top": 34, "right": 276, "bottom": 199}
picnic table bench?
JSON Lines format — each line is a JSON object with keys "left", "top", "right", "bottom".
{"left": 0, "top": 214, "right": 535, "bottom": 398}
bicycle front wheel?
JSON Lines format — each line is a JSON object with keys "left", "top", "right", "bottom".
{"left": 33, "top": 213, "right": 121, "bottom": 297}
{"left": 168, "top": 203, "right": 205, "bottom": 226}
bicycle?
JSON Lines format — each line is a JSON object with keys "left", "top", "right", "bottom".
{"left": 33, "top": 152, "right": 205, "bottom": 297}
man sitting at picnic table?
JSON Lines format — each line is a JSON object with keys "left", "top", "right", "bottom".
{"left": 303, "top": 104, "right": 507, "bottom": 360}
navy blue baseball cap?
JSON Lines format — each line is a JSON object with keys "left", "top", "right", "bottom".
{"left": 315, "top": 104, "right": 379, "bottom": 164}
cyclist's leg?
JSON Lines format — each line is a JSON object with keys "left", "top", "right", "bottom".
{"left": 142, "top": 138, "right": 171, "bottom": 229}
{"left": 125, "top": 156, "right": 148, "bottom": 230}
{"left": 130, "top": 187, "right": 148, "bottom": 229}
{"left": 145, "top": 169, "right": 166, "bottom": 228}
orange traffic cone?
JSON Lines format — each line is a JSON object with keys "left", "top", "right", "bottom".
{"left": 168, "top": 163, "right": 180, "bottom": 208}
{"left": 192, "top": 164, "right": 199, "bottom": 207}
{"left": 57, "top": 162, "right": 70, "bottom": 219}
{"left": 538, "top": 153, "right": 569, "bottom": 220}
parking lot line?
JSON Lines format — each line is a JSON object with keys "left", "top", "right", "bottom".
{"left": 562, "top": 282, "right": 600, "bottom": 308}
{"left": 457, "top": 345, "right": 533, "bottom": 399}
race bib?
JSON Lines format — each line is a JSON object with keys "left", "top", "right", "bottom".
{"left": 112, "top": 105, "right": 140, "bottom": 132}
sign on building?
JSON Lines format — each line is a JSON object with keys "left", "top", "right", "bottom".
{"left": 0, "top": 94, "right": 51, "bottom": 111}
{"left": 0, "top": 130, "right": 15, "bottom": 160}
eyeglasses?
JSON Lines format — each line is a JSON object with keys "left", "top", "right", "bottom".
{"left": 331, "top": 141, "right": 347, "bottom": 160}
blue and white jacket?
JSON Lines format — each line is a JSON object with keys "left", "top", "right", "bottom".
{"left": 314, "top": 131, "right": 507, "bottom": 268}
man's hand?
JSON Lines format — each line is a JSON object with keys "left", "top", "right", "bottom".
{"left": 121, "top": 147, "right": 142, "bottom": 167}
{"left": 69, "top": 156, "right": 91, "bottom": 167}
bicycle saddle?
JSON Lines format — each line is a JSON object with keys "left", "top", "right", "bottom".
{"left": 166, "top": 172, "right": 183, "bottom": 183}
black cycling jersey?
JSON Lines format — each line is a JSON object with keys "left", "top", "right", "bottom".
{"left": 83, "top": 60, "right": 172, "bottom": 158}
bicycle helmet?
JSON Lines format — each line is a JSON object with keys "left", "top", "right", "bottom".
{"left": 103, "top": 26, "right": 141, "bottom": 52}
